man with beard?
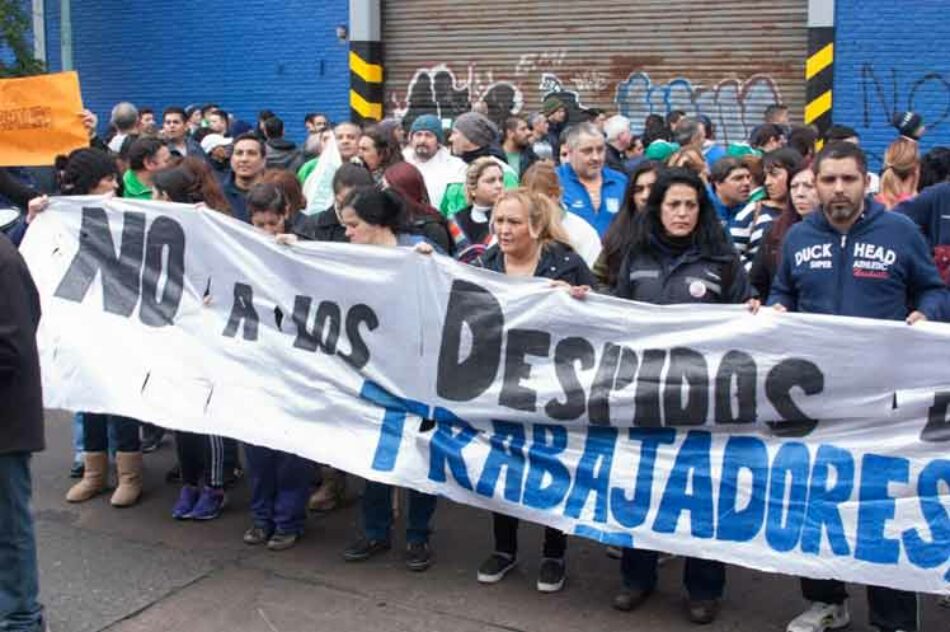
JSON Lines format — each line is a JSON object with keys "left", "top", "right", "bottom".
{"left": 501, "top": 116, "right": 538, "bottom": 179}
{"left": 401, "top": 114, "right": 466, "bottom": 212}
{"left": 222, "top": 133, "right": 266, "bottom": 222}
{"left": 769, "top": 142, "right": 948, "bottom": 632}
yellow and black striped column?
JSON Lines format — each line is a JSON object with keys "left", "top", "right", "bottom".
{"left": 804, "top": 1, "right": 835, "bottom": 144}
{"left": 350, "top": 41, "right": 383, "bottom": 123}
{"left": 349, "top": 0, "right": 383, "bottom": 124}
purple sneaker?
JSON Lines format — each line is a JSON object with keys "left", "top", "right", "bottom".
{"left": 172, "top": 485, "right": 200, "bottom": 520}
{"left": 189, "top": 486, "right": 226, "bottom": 521}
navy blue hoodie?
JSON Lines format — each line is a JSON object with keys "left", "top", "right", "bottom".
{"left": 896, "top": 182, "right": 950, "bottom": 247}
{"left": 768, "top": 199, "right": 949, "bottom": 321}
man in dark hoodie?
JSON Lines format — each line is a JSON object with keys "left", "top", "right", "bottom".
{"left": 440, "top": 111, "right": 518, "bottom": 217}
{"left": 0, "top": 234, "right": 46, "bottom": 632}
{"left": 501, "top": 116, "right": 538, "bottom": 179}
{"left": 262, "top": 116, "right": 304, "bottom": 172}
{"left": 770, "top": 141, "right": 947, "bottom": 632}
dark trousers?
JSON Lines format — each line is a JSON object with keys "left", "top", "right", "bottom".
{"left": 800, "top": 578, "right": 918, "bottom": 631}
{"left": 362, "top": 482, "right": 437, "bottom": 544}
{"left": 492, "top": 512, "right": 566, "bottom": 559}
{"left": 175, "top": 432, "right": 224, "bottom": 488}
{"left": 245, "top": 445, "right": 314, "bottom": 536}
{"left": 0, "top": 453, "right": 44, "bottom": 632}
{"left": 621, "top": 548, "right": 725, "bottom": 600}
{"left": 83, "top": 414, "right": 140, "bottom": 452}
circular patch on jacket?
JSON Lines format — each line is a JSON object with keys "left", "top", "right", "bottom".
{"left": 688, "top": 280, "right": 707, "bottom": 298}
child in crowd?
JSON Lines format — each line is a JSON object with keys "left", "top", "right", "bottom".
{"left": 241, "top": 183, "right": 316, "bottom": 550}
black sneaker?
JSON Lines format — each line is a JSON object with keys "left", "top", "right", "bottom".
{"left": 476, "top": 553, "right": 516, "bottom": 584}
{"left": 343, "top": 537, "right": 391, "bottom": 562}
{"left": 243, "top": 526, "right": 271, "bottom": 545}
{"left": 536, "top": 557, "right": 566, "bottom": 593}
{"left": 69, "top": 461, "right": 84, "bottom": 479}
{"left": 405, "top": 541, "right": 432, "bottom": 572}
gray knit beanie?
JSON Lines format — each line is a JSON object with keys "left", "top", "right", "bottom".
{"left": 452, "top": 112, "right": 499, "bottom": 148}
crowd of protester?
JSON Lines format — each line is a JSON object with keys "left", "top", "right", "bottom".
{"left": 2, "top": 94, "right": 950, "bottom": 632}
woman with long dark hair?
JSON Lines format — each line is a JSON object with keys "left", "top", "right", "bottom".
{"left": 358, "top": 124, "right": 403, "bottom": 182}
{"left": 748, "top": 164, "right": 819, "bottom": 299}
{"left": 611, "top": 168, "right": 756, "bottom": 625}
{"left": 744, "top": 148, "right": 803, "bottom": 265}
{"left": 339, "top": 187, "right": 442, "bottom": 572}
{"left": 593, "top": 160, "right": 662, "bottom": 287}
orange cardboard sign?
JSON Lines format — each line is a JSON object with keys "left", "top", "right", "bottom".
{"left": 0, "top": 71, "right": 88, "bottom": 166}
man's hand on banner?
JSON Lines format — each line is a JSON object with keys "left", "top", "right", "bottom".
{"left": 26, "top": 195, "right": 49, "bottom": 224}
{"left": 275, "top": 234, "right": 299, "bottom": 246}
{"left": 746, "top": 298, "right": 761, "bottom": 314}
{"left": 771, "top": 303, "right": 788, "bottom": 313}
{"left": 413, "top": 242, "right": 434, "bottom": 255}
{"left": 907, "top": 310, "right": 928, "bottom": 325}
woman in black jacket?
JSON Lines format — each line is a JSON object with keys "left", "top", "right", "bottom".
{"left": 474, "top": 189, "right": 594, "bottom": 594}
{"left": 611, "top": 168, "right": 756, "bottom": 625}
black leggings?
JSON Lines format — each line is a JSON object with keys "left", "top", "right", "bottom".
{"left": 83, "top": 414, "right": 140, "bottom": 452}
{"left": 492, "top": 512, "right": 566, "bottom": 559}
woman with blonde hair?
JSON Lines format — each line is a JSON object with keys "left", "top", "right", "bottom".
{"left": 520, "top": 161, "right": 602, "bottom": 266}
{"left": 877, "top": 137, "right": 920, "bottom": 210}
{"left": 446, "top": 156, "right": 505, "bottom": 262}
{"left": 474, "top": 187, "right": 594, "bottom": 593}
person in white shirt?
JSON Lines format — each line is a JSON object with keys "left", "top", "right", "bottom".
{"left": 401, "top": 114, "right": 466, "bottom": 211}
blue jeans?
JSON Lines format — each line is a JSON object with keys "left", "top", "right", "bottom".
{"left": 245, "top": 445, "right": 314, "bottom": 535}
{"left": 361, "top": 482, "right": 436, "bottom": 544}
{"left": 0, "top": 453, "right": 44, "bottom": 631}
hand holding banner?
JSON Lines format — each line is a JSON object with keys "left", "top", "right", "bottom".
{"left": 0, "top": 71, "right": 88, "bottom": 166}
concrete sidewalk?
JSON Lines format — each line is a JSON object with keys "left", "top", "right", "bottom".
{"left": 32, "top": 411, "right": 945, "bottom": 631}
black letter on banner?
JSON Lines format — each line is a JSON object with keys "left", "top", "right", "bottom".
{"left": 222, "top": 283, "right": 259, "bottom": 341}
{"left": 338, "top": 304, "right": 378, "bottom": 370}
{"left": 766, "top": 358, "right": 823, "bottom": 436}
{"left": 663, "top": 348, "right": 709, "bottom": 426}
{"left": 545, "top": 336, "right": 595, "bottom": 421}
{"left": 139, "top": 217, "right": 185, "bottom": 326}
{"left": 292, "top": 297, "right": 342, "bottom": 353}
{"left": 588, "top": 343, "right": 620, "bottom": 425}
{"left": 634, "top": 350, "right": 666, "bottom": 427}
{"left": 500, "top": 329, "right": 551, "bottom": 412}
{"left": 715, "top": 350, "right": 757, "bottom": 424}
{"left": 921, "top": 392, "right": 950, "bottom": 442}
{"left": 54, "top": 208, "right": 145, "bottom": 316}
{"left": 436, "top": 280, "right": 504, "bottom": 401}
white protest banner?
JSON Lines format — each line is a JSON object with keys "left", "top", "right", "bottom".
{"left": 20, "top": 198, "right": 950, "bottom": 595}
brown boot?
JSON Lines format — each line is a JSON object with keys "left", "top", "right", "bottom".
{"left": 308, "top": 467, "right": 344, "bottom": 512}
{"left": 66, "top": 452, "right": 109, "bottom": 503}
{"left": 110, "top": 451, "right": 143, "bottom": 507}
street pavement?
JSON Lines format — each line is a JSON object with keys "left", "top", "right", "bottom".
{"left": 33, "top": 410, "right": 945, "bottom": 632}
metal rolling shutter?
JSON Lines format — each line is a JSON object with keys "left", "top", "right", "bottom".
{"left": 382, "top": 0, "right": 807, "bottom": 144}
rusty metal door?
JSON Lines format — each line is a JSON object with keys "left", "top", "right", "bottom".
{"left": 382, "top": 0, "right": 807, "bottom": 144}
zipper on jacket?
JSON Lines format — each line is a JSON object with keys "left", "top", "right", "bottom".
{"left": 836, "top": 233, "right": 847, "bottom": 313}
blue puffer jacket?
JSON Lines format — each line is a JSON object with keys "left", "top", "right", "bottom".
{"left": 768, "top": 199, "right": 949, "bottom": 321}
{"left": 556, "top": 164, "right": 628, "bottom": 237}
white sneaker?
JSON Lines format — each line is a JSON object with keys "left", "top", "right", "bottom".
{"left": 786, "top": 602, "right": 850, "bottom": 632}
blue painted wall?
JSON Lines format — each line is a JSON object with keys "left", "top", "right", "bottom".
{"left": 834, "top": 0, "right": 950, "bottom": 170}
{"left": 41, "top": 0, "right": 349, "bottom": 143}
